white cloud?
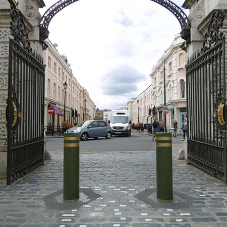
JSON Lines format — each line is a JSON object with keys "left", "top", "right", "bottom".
{"left": 40, "top": 0, "right": 188, "bottom": 109}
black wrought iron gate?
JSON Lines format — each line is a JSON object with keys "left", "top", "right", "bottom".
{"left": 6, "top": 0, "right": 45, "bottom": 185}
{"left": 186, "top": 11, "right": 227, "bottom": 182}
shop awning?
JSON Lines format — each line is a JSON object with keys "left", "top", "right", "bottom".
{"left": 167, "top": 104, "right": 174, "bottom": 110}
{"left": 50, "top": 103, "right": 64, "bottom": 116}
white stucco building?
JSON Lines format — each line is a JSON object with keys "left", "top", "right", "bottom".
{"left": 42, "top": 39, "right": 96, "bottom": 130}
{"left": 127, "top": 34, "right": 187, "bottom": 134}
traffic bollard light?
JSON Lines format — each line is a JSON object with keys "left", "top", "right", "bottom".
{"left": 63, "top": 133, "right": 79, "bottom": 201}
{"left": 156, "top": 132, "right": 173, "bottom": 200}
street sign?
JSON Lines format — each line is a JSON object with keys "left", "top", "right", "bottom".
{"left": 163, "top": 106, "right": 169, "bottom": 115}
{"left": 48, "top": 107, "right": 54, "bottom": 115}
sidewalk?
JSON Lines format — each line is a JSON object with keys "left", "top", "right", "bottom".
{"left": 1, "top": 137, "right": 227, "bottom": 226}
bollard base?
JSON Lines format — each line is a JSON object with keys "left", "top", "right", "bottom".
{"left": 43, "top": 188, "right": 100, "bottom": 209}
{"left": 57, "top": 192, "right": 87, "bottom": 203}
{"left": 135, "top": 188, "right": 192, "bottom": 209}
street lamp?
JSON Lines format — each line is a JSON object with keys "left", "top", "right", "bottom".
{"left": 163, "top": 61, "right": 167, "bottom": 132}
{"left": 137, "top": 99, "right": 139, "bottom": 123}
{"left": 83, "top": 99, "right": 86, "bottom": 121}
{"left": 63, "top": 81, "right": 67, "bottom": 121}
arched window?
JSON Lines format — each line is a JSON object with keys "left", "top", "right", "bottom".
{"left": 180, "top": 79, "right": 185, "bottom": 98}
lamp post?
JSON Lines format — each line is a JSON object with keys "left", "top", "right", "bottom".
{"left": 63, "top": 81, "right": 67, "bottom": 122}
{"left": 163, "top": 61, "right": 167, "bottom": 132}
{"left": 137, "top": 99, "right": 139, "bottom": 123}
{"left": 83, "top": 99, "right": 86, "bottom": 121}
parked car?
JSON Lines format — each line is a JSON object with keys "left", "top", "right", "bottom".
{"left": 66, "top": 120, "right": 112, "bottom": 141}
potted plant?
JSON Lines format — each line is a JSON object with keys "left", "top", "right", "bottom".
{"left": 62, "top": 121, "right": 72, "bottom": 132}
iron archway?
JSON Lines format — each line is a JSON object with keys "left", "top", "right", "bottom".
{"left": 39, "top": 0, "right": 191, "bottom": 43}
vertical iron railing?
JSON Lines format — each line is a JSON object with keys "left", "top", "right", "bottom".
{"left": 7, "top": 40, "right": 45, "bottom": 185}
{"left": 186, "top": 10, "right": 226, "bottom": 181}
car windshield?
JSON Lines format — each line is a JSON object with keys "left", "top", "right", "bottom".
{"left": 76, "top": 122, "right": 84, "bottom": 127}
{"left": 111, "top": 116, "right": 128, "bottom": 123}
{"left": 70, "top": 121, "right": 91, "bottom": 129}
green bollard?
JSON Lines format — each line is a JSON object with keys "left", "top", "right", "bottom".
{"left": 63, "top": 133, "right": 80, "bottom": 201}
{"left": 156, "top": 132, "right": 173, "bottom": 200}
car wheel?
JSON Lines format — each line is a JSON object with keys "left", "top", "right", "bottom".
{"left": 81, "top": 132, "right": 88, "bottom": 141}
{"left": 127, "top": 131, "right": 131, "bottom": 137}
{"left": 106, "top": 131, "right": 112, "bottom": 139}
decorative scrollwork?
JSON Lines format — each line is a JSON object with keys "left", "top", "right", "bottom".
{"left": 5, "top": 89, "right": 21, "bottom": 131}
{"left": 213, "top": 92, "right": 226, "bottom": 129}
{"left": 202, "top": 10, "right": 225, "bottom": 53}
{"left": 39, "top": 0, "right": 191, "bottom": 43}
{"left": 218, "top": 102, "right": 225, "bottom": 126}
{"left": 8, "top": 0, "right": 32, "bottom": 53}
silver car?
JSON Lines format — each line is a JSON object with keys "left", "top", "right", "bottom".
{"left": 66, "top": 120, "right": 112, "bottom": 141}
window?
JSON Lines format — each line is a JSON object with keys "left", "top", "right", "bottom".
{"left": 154, "top": 77, "right": 156, "bottom": 86}
{"left": 69, "top": 79, "right": 70, "bottom": 87}
{"left": 91, "top": 121, "right": 99, "bottom": 127}
{"left": 179, "top": 53, "right": 184, "bottom": 67}
{"left": 68, "top": 94, "right": 70, "bottom": 105}
{"left": 58, "top": 86, "right": 60, "bottom": 101}
{"left": 169, "top": 62, "right": 172, "bottom": 73}
{"left": 62, "top": 70, "right": 64, "bottom": 80}
{"left": 180, "top": 79, "right": 185, "bottom": 98}
{"left": 48, "top": 56, "right": 51, "bottom": 69}
{"left": 53, "top": 83, "right": 56, "bottom": 98}
{"left": 47, "top": 79, "right": 50, "bottom": 96}
{"left": 54, "top": 62, "right": 57, "bottom": 73}
{"left": 160, "top": 70, "right": 163, "bottom": 80}
{"left": 58, "top": 67, "right": 61, "bottom": 77}
{"left": 99, "top": 121, "right": 107, "bottom": 127}
{"left": 105, "top": 114, "right": 108, "bottom": 117}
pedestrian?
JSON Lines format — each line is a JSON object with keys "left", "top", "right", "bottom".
{"left": 152, "top": 118, "right": 160, "bottom": 142}
{"left": 173, "top": 119, "right": 178, "bottom": 137}
{"left": 181, "top": 118, "right": 187, "bottom": 141}
{"left": 159, "top": 120, "right": 165, "bottom": 132}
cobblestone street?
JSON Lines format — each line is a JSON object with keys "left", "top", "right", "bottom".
{"left": 1, "top": 142, "right": 227, "bottom": 227}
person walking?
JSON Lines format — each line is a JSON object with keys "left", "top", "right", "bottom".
{"left": 173, "top": 119, "right": 178, "bottom": 137}
{"left": 152, "top": 118, "right": 160, "bottom": 142}
{"left": 159, "top": 120, "right": 165, "bottom": 132}
{"left": 181, "top": 118, "right": 187, "bottom": 141}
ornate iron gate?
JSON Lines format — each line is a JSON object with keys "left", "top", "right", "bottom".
{"left": 186, "top": 11, "right": 227, "bottom": 181}
{"left": 6, "top": 0, "right": 45, "bottom": 185}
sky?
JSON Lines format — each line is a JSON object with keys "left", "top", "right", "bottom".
{"left": 40, "top": 0, "right": 188, "bottom": 110}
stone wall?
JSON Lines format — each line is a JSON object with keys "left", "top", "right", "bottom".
{"left": 0, "top": 1, "right": 10, "bottom": 175}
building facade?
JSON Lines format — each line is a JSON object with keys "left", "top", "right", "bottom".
{"left": 128, "top": 34, "right": 187, "bottom": 135}
{"left": 43, "top": 40, "right": 96, "bottom": 130}
{"left": 150, "top": 34, "right": 187, "bottom": 134}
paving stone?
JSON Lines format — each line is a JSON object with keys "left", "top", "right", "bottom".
{"left": 164, "top": 224, "right": 191, "bottom": 227}
{"left": 215, "top": 213, "right": 227, "bottom": 216}
{"left": 191, "top": 217, "right": 217, "bottom": 222}
{"left": 132, "top": 224, "right": 162, "bottom": 227}
{"left": 217, "top": 224, "right": 227, "bottom": 227}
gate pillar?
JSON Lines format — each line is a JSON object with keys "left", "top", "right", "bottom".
{"left": 182, "top": 0, "right": 206, "bottom": 56}
{"left": 183, "top": 0, "right": 227, "bottom": 57}
{"left": 0, "top": 0, "right": 11, "bottom": 179}
{"left": 20, "top": 0, "right": 45, "bottom": 54}
{"left": 0, "top": 0, "right": 45, "bottom": 182}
